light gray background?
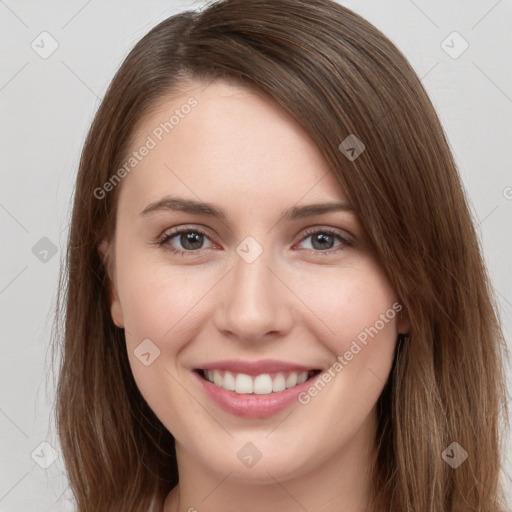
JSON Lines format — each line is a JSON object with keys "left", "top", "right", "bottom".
{"left": 1, "top": 1, "right": 511, "bottom": 510}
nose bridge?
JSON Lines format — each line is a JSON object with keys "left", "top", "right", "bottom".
{"left": 234, "top": 243, "right": 273, "bottom": 305}
{"left": 214, "top": 236, "right": 293, "bottom": 341}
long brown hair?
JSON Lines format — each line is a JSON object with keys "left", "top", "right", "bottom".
{"left": 51, "top": 0, "right": 510, "bottom": 510}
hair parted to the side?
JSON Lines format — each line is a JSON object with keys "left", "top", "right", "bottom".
{"left": 50, "top": 0, "right": 510, "bottom": 511}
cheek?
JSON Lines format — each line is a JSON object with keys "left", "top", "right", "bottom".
{"left": 291, "top": 259, "right": 399, "bottom": 358}
{"left": 115, "top": 253, "right": 229, "bottom": 419}
{"left": 116, "top": 253, "right": 204, "bottom": 345}
{"left": 113, "top": 252, "right": 192, "bottom": 389}
{"left": 115, "top": 261, "right": 207, "bottom": 433}
{"left": 279, "top": 262, "right": 399, "bottom": 467}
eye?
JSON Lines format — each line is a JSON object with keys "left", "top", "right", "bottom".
{"left": 295, "top": 227, "right": 352, "bottom": 254}
{"left": 157, "top": 226, "right": 353, "bottom": 257}
{"left": 158, "top": 226, "right": 215, "bottom": 256}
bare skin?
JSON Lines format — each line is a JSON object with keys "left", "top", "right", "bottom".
{"left": 99, "top": 79, "right": 409, "bottom": 512}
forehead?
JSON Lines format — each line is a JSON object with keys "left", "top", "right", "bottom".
{"left": 118, "top": 79, "right": 348, "bottom": 216}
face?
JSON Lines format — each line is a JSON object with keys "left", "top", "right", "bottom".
{"left": 100, "top": 79, "right": 409, "bottom": 484}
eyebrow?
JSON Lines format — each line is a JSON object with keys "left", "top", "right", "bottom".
{"left": 139, "top": 196, "right": 355, "bottom": 222}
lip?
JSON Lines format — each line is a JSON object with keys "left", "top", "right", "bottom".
{"left": 192, "top": 360, "right": 322, "bottom": 418}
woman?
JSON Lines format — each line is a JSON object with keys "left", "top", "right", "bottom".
{"left": 52, "top": 0, "right": 510, "bottom": 511}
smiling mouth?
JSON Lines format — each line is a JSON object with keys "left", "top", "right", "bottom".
{"left": 195, "top": 369, "right": 322, "bottom": 395}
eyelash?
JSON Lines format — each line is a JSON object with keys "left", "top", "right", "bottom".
{"left": 156, "top": 226, "right": 353, "bottom": 257}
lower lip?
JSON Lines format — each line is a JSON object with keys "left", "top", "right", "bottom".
{"left": 193, "top": 371, "right": 320, "bottom": 418}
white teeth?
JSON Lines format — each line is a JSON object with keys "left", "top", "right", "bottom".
{"left": 213, "top": 370, "right": 223, "bottom": 387}
{"left": 272, "top": 372, "right": 286, "bottom": 392}
{"left": 296, "top": 371, "right": 308, "bottom": 384}
{"left": 223, "top": 371, "right": 236, "bottom": 391}
{"left": 253, "top": 374, "right": 273, "bottom": 394}
{"left": 285, "top": 373, "right": 297, "bottom": 388}
{"left": 235, "top": 373, "right": 253, "bottom": 394}
{"left": 204, "top": 370, "right": 313, "bottom": 395}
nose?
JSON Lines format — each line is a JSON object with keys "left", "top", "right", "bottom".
{"left": 212, "top": 243, "right": 295, "bottom": 344}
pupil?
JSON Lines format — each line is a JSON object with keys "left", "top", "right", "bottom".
{"left": 181, "top": 232, "right": 203, "bottom": 250}
{"left": 312, "top": 233, "right": 333, "bottom": 250}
